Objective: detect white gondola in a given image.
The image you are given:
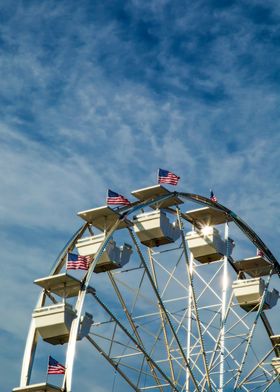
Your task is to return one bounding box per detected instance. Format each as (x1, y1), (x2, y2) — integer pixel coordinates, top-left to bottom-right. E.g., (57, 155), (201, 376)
(185, 227), (234, 263)
(133, 210), (181, 247)
(234, 256), (276, 278)
(186, 206), (233, 226)
(271, 358), (280, 375)
(34, 273), (82, 298)
(94, 242), (132, 273)
(32, 273), (93, 344)
(13, 383), (63, 392)
(131, 184), (183, 209)
(33, 303), (76, 344)
(76, 233), (132, 273)
(14, 185), (280, 392)
(77, 205), (133, 231)
(76, 232), (107, 256)
(232, 278), (279, 312)
(32, 303), (93, 345)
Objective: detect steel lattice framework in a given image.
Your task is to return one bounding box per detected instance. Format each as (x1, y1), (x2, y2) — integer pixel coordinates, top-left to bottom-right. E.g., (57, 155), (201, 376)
(15, 190), (280, 392)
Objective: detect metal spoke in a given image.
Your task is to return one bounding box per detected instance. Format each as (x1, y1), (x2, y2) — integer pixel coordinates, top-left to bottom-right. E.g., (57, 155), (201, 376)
(107, 270), (165, 391)
(16, 190), (280, 392)
(86, 335), (140, 391)
(233, 274), (273, 390)
(148, 248), (176, 385)
(176, 207), (213, 392)
(89, 288), (180, 392)
(128, 227), (201, 392)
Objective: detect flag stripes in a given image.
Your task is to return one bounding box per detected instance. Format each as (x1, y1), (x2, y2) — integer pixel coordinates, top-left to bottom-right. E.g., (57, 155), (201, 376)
(107, 189), (130, 205)
(210, 190), (217, 202)
(48, 356), (66, 374)
(67, 253), (91, 270)
(158, 168), (180, 186)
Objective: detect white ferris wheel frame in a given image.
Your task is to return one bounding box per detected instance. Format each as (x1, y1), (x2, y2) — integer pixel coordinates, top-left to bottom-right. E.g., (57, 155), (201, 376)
(17, 191), (280, 392)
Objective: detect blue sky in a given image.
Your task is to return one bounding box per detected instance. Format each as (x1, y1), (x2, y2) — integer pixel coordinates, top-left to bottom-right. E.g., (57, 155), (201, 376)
(1, 0), (280, 391)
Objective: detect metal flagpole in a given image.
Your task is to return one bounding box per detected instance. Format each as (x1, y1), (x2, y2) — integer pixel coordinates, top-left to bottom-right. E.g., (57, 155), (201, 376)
(45, 356), (50, 385)
(219, 222), (229, 392)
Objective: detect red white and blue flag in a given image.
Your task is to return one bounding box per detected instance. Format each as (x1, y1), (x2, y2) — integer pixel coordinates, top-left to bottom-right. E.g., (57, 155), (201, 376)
(67, 253), (91, 270)
(107, 189), (130, 206)
(48, 356), (66, 375)
(158, 168), (180, 186)
(210, 190), (218, 202)
(257, 248), (264, 257)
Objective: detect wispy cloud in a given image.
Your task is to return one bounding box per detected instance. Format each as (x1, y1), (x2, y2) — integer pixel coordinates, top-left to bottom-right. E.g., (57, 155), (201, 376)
(1, 1), (280, 390)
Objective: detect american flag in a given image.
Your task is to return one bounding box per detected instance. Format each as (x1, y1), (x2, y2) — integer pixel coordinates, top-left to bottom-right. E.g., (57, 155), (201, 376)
(158, 168), (180, 186)
(48, 356), (66, 375)
(67, 253), (91, 270)
(107, 189), (130, 205)
(257, 248), (265, 257)
(210, 190), (218, 202)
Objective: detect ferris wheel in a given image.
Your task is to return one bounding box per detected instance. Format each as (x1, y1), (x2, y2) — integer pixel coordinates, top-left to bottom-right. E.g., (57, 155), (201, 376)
(13, 184), (280, 392)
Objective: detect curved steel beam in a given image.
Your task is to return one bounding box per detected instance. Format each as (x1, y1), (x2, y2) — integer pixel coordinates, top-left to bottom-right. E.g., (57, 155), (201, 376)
(19, 190), (279, 391)
(19, 224), (87, 387)
(176, 192), (280, 276)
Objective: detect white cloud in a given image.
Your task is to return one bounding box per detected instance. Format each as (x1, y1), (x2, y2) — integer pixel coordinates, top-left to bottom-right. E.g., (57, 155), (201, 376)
(1, 1), (280, 391)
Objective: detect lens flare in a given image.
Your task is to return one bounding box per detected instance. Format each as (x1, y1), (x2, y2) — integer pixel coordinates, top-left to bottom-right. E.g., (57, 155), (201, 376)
(201, 225), (212, 236)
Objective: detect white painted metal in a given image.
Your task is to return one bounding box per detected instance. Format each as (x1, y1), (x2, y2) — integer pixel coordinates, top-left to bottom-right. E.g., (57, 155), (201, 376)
(185, 227), (234, 263)
(19, 293), (45, 387)
(176, 208), (213, 392)
(271, 358), (280, 374)
(32, 302), (76, 343)
(232, 278), (279, 311)
(34, 274), (82, 298)
(77, 205), (132, 230)
(186, 250), (193, 392)
(13, 383), (63, 392)
(63, 219), (121, 392)
(148, 248), (176, 386)
(131, 184), (183, 209)
(76, 232), (107, 256)
(219, 222), (229, 392)
(15, 191), (280, 392)
(18, 224), (88, 388)
(133, 209), (180, 247)
(234, 256), (276, 278)
(76, 233), (132, 272)
(185, 206), (233, 226)
(233, 273), (275, 390)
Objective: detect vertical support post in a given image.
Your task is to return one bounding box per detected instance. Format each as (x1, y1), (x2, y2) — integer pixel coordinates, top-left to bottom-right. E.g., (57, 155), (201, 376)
(148, 248), (176, 386)
(219, 222), (229, 392)
(64, 219), (121, 392)
(176, 208), (212, 392)
(233, 271), (274, 390)
(20, 293), (45, 386)
(186, 250), (194, 392)
(19, 225), (87, 388)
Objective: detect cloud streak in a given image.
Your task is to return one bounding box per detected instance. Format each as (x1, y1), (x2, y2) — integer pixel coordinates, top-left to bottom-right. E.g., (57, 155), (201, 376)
(1, 1), (280, 391)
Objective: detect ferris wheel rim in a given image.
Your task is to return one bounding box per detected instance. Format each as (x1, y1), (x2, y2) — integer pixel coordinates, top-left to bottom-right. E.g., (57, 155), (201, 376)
(66, 191), (279, 391)
(116, 190), (280, 276)
(17, 189), (280, 392)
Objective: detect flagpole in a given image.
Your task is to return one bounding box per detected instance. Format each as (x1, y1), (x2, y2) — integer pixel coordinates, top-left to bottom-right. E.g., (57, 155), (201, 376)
(157, 168), (160, 184)
(62, 364), (67, 392)
(64, 254), (69, 304)
(66, 252), (69, 272)
(46, 356), (50, 385)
